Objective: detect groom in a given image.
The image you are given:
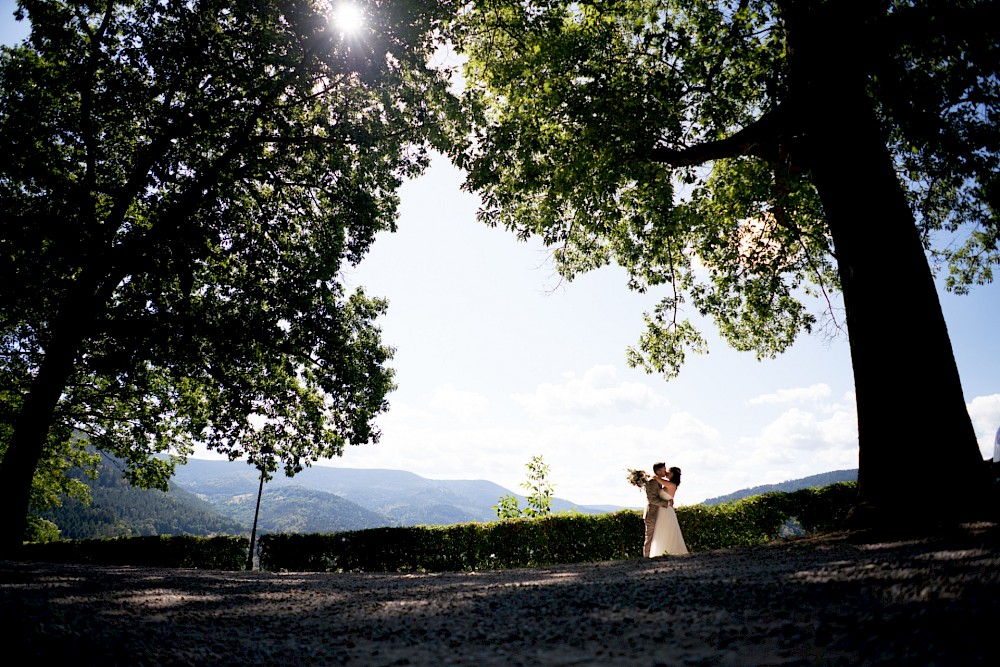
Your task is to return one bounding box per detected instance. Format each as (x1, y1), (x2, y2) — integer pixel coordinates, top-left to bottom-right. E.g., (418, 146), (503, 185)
(643, 462), (674, 557)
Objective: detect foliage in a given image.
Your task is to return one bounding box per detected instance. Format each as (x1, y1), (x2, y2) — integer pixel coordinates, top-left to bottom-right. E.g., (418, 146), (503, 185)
(494, 455), (555, 518)
(493, 493), (522, 520)
(447, 0), (998, 372)
(447, 0), (822, 373)
(0, 423), (98, 518)
(259, 510), (643, 572)
(0, 0), (459, 543)
(521, 455), (555, 517)
(19, 534), (248, 569)
(678, 482), (858, 550)
(24, 515), (60, 543)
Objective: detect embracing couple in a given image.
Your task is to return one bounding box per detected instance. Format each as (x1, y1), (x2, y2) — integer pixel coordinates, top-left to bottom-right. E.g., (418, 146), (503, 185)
(643, 462), (689, 558)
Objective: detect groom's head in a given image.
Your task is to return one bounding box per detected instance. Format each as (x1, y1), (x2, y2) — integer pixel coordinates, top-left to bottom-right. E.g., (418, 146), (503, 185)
(653, 462), (666, 476)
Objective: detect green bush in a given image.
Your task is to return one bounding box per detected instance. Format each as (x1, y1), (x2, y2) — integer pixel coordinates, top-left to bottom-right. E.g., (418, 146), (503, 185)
(259, 511), (645, 572)
(24, 516), (61, 543)
(259, 482), (857, 572)
(677, 482), (858, 550)
(19, 534), (249, 570)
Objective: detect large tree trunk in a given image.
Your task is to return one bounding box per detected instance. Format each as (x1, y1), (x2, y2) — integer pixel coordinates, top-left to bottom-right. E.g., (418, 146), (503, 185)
(0, 328), (84, 556)
(0, 269), (113, 556)
(783, 0), (990, 527)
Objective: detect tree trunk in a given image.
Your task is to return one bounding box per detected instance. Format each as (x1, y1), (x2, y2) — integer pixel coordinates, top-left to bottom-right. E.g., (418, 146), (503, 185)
(246, 468), (265, 571)
(0, 327), (85, 556)
(0, 269), (115, 556)
(783, 0), (990, 527)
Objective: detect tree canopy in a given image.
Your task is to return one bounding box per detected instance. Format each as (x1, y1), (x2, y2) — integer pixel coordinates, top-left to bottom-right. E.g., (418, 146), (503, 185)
(448, 0), (999, 523)
(0, 0), (457, 551)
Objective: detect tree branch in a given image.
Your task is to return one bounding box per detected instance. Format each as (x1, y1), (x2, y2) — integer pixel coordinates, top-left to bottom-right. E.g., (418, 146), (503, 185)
(647, 107), (786, 166)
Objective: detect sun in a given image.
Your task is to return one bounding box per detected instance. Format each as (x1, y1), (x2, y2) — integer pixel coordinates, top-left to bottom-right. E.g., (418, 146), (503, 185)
(333, 2), (364, 35)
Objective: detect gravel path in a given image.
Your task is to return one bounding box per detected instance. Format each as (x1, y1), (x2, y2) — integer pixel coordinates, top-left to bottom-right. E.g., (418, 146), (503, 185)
(3, 523), (1000, 666)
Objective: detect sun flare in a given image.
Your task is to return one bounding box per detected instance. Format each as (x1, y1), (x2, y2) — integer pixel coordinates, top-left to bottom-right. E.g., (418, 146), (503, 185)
(333, 2), (364, 35)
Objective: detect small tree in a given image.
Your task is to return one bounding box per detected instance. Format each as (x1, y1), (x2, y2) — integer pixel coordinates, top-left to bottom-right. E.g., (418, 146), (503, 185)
(494, 455), (555, 519)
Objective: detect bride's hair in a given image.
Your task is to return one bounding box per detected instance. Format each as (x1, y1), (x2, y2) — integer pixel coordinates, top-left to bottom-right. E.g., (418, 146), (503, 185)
(669, 467), (682, 485)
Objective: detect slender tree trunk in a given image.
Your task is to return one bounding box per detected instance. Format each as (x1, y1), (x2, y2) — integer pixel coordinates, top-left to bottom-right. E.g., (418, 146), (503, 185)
(247, 468), (265, 571)
(782, 0), (989, 527)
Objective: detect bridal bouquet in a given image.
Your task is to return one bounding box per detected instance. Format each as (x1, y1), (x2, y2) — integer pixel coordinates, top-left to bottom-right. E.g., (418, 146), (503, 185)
(626, 469), (650, 488)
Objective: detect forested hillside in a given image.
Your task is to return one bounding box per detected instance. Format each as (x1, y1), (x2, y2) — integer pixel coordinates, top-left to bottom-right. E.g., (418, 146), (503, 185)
(701, 470), (858, 506)
(210, 484), (392, 534)
(39, 456), (247, 539)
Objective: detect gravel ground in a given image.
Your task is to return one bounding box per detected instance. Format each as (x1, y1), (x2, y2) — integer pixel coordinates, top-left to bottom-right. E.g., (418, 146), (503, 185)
(3, 522), (1000, 666)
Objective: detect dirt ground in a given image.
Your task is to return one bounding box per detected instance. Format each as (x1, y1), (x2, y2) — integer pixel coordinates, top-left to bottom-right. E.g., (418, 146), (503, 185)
(3, 522), (1000, 666)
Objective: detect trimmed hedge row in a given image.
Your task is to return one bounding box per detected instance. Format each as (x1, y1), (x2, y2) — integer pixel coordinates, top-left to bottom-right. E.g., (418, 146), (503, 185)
(19, 534), (248, 570)
(258, 509), (644, 572)
(678, 482), (857, 551)
(16, 482), (857, 571)
(259, 482), (858, 572)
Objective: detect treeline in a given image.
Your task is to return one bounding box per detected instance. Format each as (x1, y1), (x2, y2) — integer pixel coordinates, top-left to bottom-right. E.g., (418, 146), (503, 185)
(40, 457), (247, 539)
(702, 469), (858, 506)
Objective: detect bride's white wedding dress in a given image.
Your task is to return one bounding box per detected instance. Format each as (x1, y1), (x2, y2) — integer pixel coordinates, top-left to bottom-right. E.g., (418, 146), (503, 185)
(648, 489), (688, 557)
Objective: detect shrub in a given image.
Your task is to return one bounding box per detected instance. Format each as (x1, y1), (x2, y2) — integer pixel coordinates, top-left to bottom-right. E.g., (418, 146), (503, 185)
(19, 534), (248, 569)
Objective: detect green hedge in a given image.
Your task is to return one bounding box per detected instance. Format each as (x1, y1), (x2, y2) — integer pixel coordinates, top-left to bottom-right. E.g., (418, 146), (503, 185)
(259, 482), (858, 572)
(677, 482), (857, 551)
(15, 482), (857, 572)
(19, 534), (249, 570)
(258, 509), (644, 572)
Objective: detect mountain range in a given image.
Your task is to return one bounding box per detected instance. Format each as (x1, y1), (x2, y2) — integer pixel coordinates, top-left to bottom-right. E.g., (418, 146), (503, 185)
(170, 458), (619, 532)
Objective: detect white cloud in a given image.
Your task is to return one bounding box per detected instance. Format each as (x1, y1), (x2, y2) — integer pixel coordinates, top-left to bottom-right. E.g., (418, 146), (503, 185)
(968, 393), (1000, 459)
(748, 407), (857, 451)
(428, 383), (489, 421)
(727, 399), (858, 491)
(379, 401), (434, 425)
(511, 365), (670, 419)
(326, 409), (733, 508)
(747, 383), (832, 406)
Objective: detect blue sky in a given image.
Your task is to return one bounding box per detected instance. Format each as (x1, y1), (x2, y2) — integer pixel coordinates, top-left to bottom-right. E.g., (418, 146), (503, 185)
(4, 3), (998, 508)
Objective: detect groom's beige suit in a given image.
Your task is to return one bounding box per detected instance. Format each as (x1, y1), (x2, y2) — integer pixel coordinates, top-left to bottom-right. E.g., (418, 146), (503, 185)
(643, 477), (673, 557)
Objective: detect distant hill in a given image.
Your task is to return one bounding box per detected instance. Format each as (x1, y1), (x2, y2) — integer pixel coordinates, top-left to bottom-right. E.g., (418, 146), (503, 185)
(171, 458), (617, 527)
(210, 484), (391, 534)
(40, 455), (248, 539)
(701, 469), (858, 505)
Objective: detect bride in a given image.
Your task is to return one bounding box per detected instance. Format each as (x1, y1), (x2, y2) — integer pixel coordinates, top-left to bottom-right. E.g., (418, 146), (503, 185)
(648, 466), (688, 557)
